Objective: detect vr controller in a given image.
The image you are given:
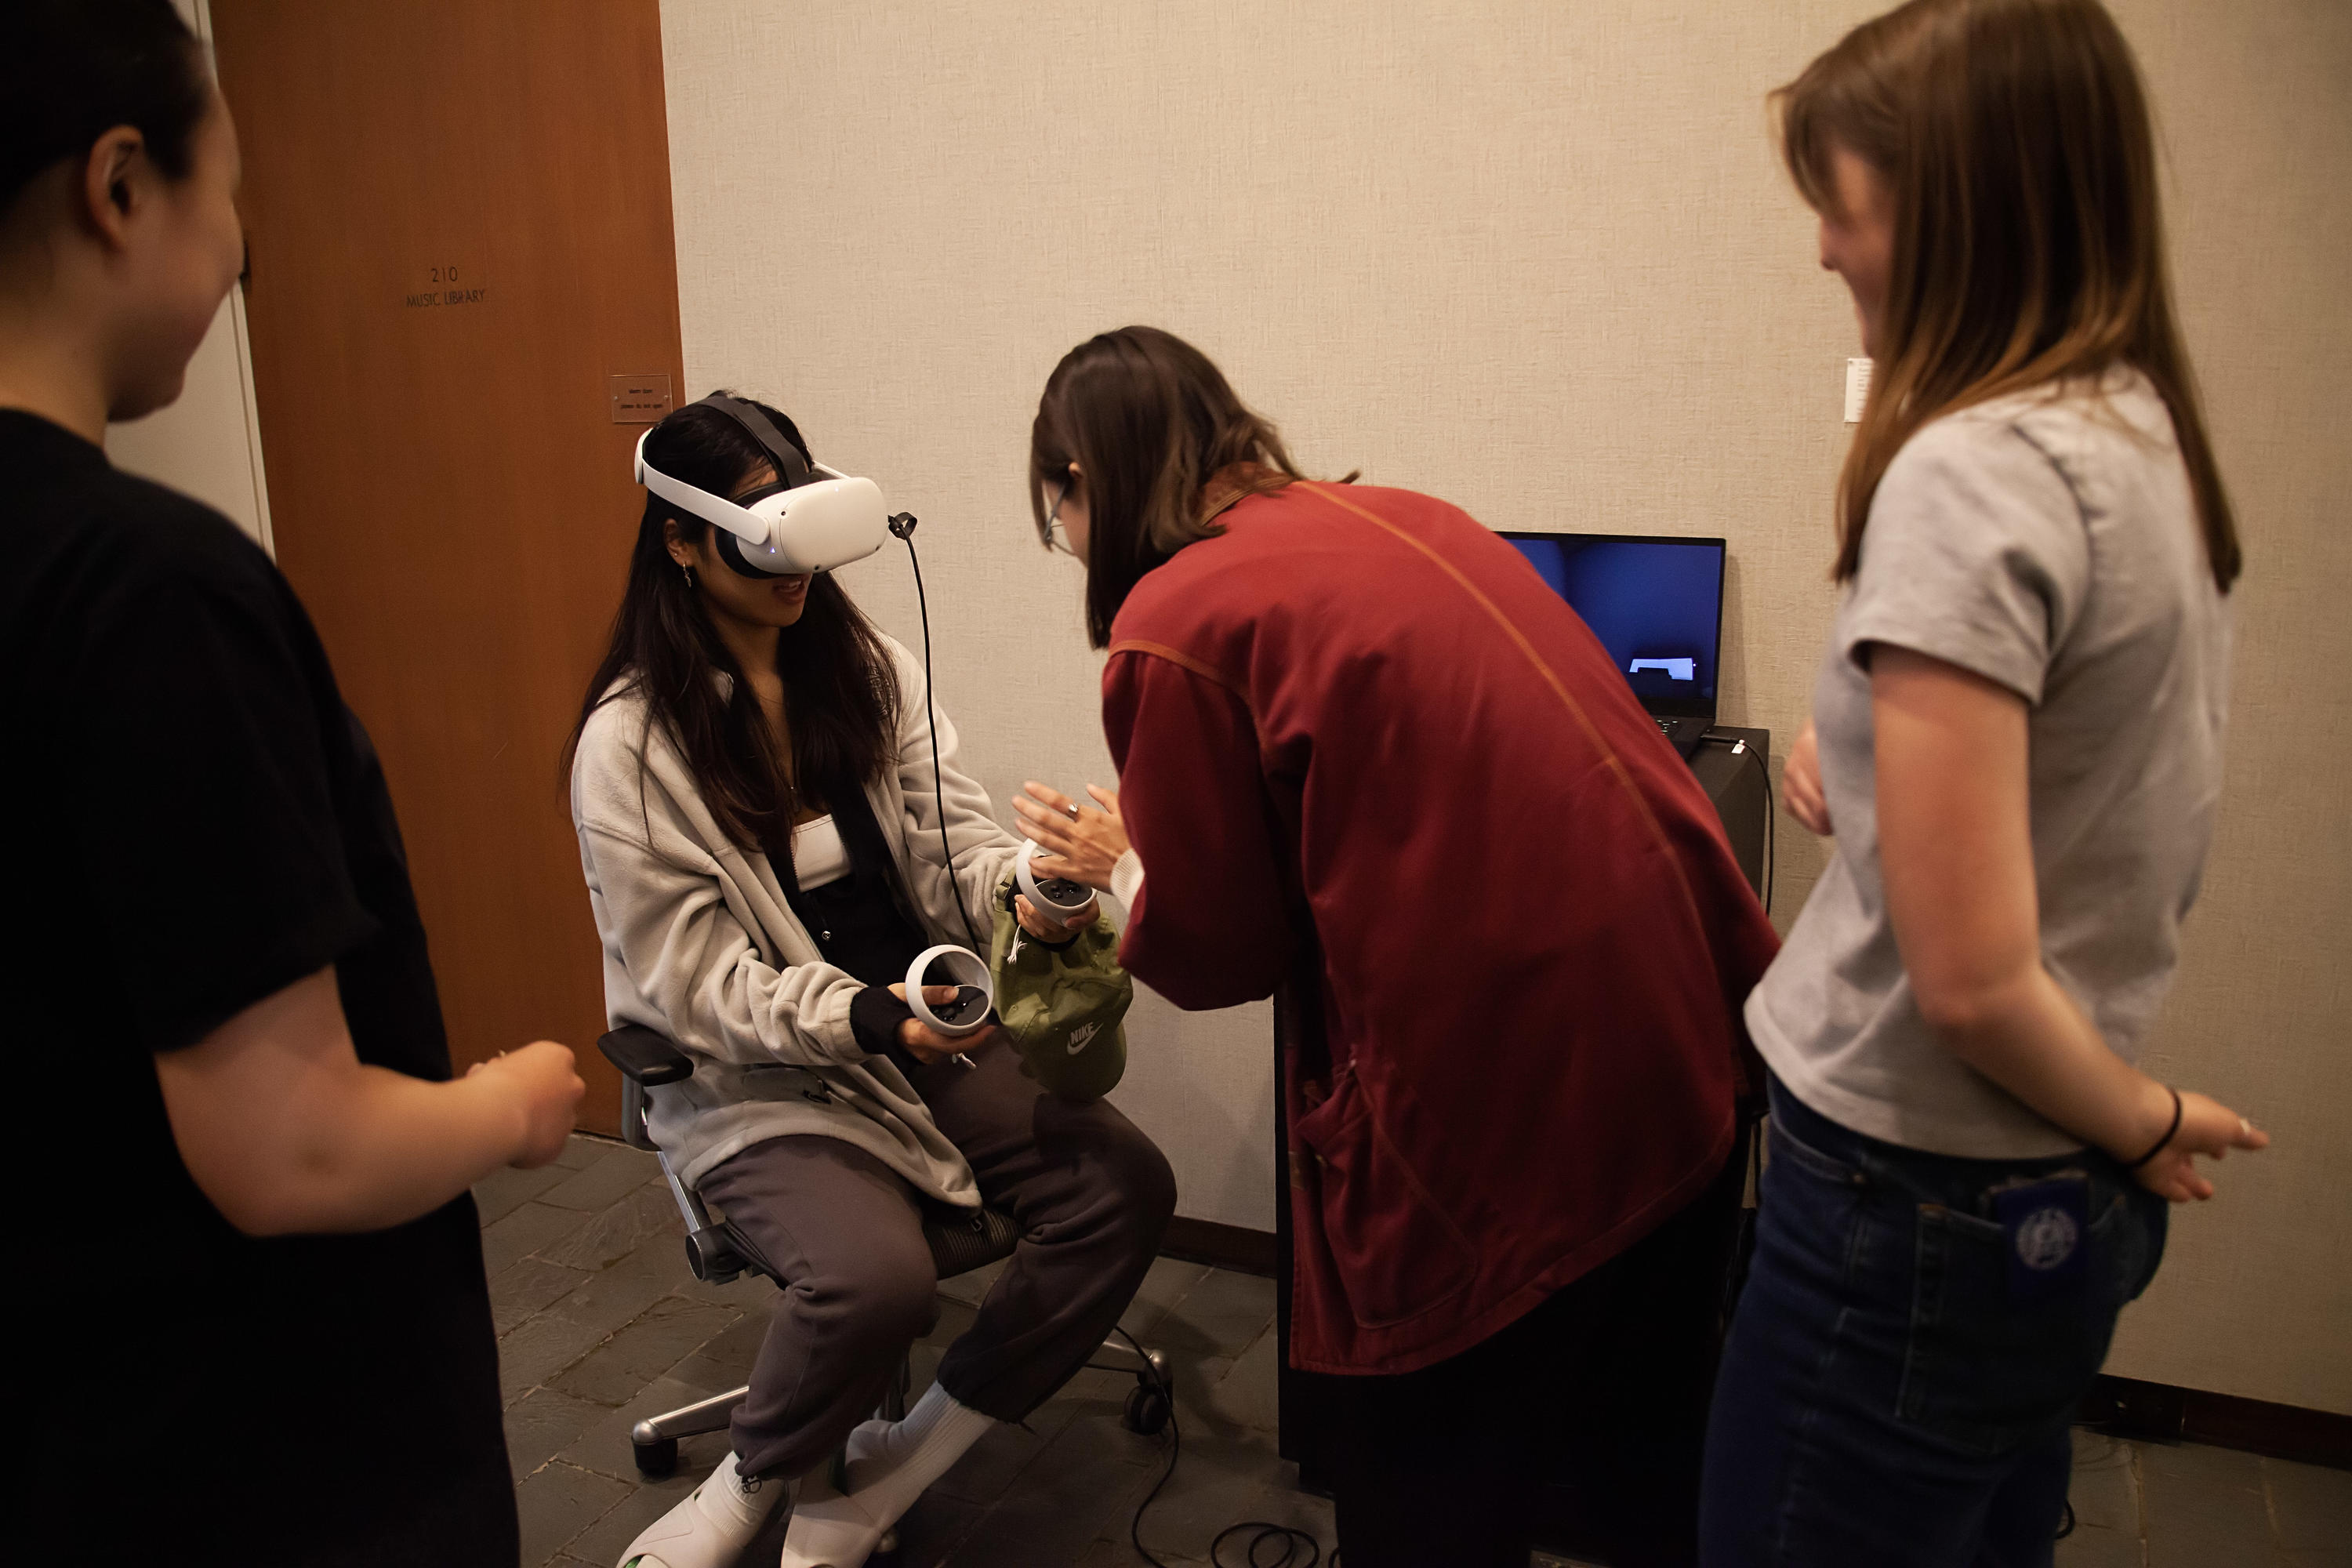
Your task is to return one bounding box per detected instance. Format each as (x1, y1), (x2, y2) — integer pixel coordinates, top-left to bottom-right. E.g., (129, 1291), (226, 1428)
(904, 944), (995, 1038)
(1016, 838), (1097, 927)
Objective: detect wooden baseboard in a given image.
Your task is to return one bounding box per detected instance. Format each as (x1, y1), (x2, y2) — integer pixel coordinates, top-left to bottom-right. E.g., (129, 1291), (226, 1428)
(2082, 1375), (2351, 1471)
(1160, 1217), (1278, 1278)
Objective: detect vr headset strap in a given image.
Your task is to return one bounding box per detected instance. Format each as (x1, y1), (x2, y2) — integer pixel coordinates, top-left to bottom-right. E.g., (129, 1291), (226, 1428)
(693, 394), (814, 491)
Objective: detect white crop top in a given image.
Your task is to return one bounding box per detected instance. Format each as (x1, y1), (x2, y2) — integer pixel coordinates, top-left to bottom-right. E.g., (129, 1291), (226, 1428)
(791, 814), (851, 889)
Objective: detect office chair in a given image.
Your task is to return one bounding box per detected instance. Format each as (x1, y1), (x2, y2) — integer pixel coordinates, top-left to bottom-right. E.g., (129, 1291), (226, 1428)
(597, 1028), (1174, 1490)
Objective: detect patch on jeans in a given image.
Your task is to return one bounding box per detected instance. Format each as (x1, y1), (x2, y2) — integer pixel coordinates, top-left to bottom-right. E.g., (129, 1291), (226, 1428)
(1993, 1174), (2089, 1305)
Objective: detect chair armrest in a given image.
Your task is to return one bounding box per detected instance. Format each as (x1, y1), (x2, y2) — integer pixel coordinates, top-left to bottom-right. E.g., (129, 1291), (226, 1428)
(598, 1025), (695, 1087)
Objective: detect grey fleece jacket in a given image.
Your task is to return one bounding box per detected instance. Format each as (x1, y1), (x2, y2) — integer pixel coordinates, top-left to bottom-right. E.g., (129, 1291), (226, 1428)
(569, 637), (1022, 1201)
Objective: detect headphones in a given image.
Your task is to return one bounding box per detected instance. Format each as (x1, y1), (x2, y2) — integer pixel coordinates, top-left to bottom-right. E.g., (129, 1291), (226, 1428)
(635, 393), (891, 577)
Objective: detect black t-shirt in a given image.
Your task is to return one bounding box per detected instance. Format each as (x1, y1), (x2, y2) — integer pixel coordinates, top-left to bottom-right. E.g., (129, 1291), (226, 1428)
(780, 784), (935, 1070)
(0, 412), (514, 1563)
(785, 786), (1049, 1071)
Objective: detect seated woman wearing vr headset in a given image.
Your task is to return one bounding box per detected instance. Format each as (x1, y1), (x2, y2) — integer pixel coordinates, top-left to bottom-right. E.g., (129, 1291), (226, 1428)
(566, 394), (1175, 1568)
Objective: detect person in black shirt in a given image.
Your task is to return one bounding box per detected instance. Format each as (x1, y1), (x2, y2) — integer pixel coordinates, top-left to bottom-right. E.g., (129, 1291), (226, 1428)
(0, 4), (586, 1560)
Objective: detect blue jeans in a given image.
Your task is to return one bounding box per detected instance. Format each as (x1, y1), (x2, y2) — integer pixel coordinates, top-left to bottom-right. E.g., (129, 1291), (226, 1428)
(1698, 1075), (2167, 1568)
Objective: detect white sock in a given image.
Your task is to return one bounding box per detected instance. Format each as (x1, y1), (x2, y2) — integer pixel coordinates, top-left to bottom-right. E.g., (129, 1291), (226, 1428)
(776, 1386), (996, 1567)
(618, 1450), (786, 1568)
(695, 1449), (781, 1536)
(846, 1383), (996, 1505)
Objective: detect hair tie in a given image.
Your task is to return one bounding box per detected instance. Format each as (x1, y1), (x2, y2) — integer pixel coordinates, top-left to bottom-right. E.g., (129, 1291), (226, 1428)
(2122, 1086), (2183, 1170)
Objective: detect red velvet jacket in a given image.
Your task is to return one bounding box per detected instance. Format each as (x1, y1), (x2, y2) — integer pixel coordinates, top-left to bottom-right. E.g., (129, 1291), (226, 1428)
(1103, 481), (1779, 1376)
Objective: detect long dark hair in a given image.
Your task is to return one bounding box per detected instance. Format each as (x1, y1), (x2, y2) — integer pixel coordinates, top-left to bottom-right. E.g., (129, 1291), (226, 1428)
(1777, 0), (2239, 590)
(1030, 327), (1306, 648)
(568, 395), (900, 862)
(2, 0), (209, 214)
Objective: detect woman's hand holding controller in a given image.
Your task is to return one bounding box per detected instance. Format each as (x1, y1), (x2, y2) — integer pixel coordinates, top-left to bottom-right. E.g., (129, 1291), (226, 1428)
(1014, 891), (1097, 939)
(889, 982), (996, 1065)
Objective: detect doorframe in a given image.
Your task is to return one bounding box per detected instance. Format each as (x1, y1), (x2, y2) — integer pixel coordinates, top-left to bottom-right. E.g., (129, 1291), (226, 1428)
(172, 0), (274, 557)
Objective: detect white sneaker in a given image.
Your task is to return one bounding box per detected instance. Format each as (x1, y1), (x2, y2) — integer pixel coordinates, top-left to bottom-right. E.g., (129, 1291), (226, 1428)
(618, 1450), (784, 1568)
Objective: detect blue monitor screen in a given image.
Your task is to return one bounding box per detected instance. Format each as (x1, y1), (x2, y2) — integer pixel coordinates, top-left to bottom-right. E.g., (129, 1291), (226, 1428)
(1504, 534), (1726, 710)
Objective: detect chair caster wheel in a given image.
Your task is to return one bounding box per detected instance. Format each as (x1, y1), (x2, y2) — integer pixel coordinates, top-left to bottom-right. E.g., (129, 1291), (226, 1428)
(872, 1527), (902, 1563)
(1123, 1382), (1171, 1436)
(633, 1436), (679, 1477)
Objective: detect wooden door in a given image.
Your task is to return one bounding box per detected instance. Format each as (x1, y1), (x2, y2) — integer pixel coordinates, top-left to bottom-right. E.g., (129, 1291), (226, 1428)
(210, 0), (685, 1134)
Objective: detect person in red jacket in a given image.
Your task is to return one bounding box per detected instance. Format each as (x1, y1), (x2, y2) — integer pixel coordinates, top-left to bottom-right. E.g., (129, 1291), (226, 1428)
(1011, 325), (1780, 1568)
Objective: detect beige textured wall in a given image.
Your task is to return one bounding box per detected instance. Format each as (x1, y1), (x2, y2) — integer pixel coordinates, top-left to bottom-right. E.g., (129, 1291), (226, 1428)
(659, 0), (2350, 1411)
(2095, 0), (2351, 1417)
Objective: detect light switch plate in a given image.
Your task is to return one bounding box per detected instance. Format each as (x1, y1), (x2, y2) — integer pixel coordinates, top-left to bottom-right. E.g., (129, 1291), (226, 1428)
(1844, 357), (1873, 423)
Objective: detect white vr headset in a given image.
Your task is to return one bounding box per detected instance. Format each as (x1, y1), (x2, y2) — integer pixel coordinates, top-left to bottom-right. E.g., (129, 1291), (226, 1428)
(633, 394), (891, 576)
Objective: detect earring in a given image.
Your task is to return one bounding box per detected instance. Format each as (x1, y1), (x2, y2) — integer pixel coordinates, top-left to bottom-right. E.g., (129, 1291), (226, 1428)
(680, 563), (695, 590)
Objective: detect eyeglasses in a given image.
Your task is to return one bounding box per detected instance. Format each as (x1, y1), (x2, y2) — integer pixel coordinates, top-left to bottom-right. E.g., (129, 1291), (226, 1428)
(1040, 482), (1076, 557)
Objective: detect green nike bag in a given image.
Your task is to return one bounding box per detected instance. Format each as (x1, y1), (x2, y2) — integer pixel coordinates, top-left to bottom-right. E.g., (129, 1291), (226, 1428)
(989, 872), (1132, 1102)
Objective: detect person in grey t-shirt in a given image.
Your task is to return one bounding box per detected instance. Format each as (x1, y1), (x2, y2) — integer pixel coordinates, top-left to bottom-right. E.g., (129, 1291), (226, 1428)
(1700, 4), (2270, 1565)
(1750, 365), (2234, 1159)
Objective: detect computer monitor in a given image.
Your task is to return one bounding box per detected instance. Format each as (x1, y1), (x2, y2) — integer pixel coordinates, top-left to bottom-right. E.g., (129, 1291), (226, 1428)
(1499, 532), (1727, 721)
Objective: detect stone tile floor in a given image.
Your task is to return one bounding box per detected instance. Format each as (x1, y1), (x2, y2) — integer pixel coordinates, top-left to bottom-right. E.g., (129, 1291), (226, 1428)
(485, 1137), (2350, 1567)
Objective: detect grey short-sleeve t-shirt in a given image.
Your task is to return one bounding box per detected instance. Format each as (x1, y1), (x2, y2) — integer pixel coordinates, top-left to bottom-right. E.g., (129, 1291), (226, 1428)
(1748, 369), (2232, 1158)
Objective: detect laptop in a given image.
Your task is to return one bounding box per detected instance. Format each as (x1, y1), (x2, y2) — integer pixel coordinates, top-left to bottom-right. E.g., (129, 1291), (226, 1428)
(1499, 532), (1727, 759)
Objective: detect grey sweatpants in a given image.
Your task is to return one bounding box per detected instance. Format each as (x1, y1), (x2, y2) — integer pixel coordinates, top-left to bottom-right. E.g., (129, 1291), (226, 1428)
(695, 1037), (1177, 1480)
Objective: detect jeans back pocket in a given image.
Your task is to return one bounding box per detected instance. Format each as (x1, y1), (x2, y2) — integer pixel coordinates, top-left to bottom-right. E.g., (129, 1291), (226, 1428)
(1898, 1180), (2161, 1453)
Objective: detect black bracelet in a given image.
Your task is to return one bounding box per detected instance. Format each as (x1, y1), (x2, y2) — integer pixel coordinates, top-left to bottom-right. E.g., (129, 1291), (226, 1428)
(2122, 1086), (2183, 1170)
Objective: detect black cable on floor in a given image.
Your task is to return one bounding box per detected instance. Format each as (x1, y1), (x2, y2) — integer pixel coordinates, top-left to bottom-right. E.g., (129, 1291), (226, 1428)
(1115, 1327), (1336, 1568)
(1116, 1324), (1184, 1568)
(1210, 1521), (1330, 1566)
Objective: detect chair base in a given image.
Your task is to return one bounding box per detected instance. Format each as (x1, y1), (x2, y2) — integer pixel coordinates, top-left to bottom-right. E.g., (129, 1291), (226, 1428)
(627, 1333), (1171, 1478)
(631, 1385), (748, 1476)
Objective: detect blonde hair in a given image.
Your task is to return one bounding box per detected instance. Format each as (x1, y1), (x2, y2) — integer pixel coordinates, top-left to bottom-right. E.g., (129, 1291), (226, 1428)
(1778, 0), (2239, 590)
